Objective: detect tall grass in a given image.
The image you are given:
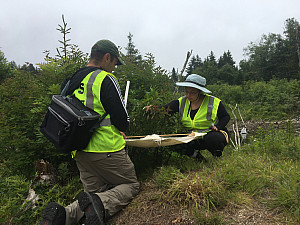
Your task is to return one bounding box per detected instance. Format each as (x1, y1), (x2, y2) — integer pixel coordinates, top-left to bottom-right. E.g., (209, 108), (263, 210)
(153, 126), (300, 224)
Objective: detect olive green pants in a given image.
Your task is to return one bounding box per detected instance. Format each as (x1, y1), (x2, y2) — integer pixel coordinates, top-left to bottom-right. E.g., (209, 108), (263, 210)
(65, 149), (140, 225)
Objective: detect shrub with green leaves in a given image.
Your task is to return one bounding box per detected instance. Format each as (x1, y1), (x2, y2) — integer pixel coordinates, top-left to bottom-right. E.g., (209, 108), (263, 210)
(208, 78), (299, 120)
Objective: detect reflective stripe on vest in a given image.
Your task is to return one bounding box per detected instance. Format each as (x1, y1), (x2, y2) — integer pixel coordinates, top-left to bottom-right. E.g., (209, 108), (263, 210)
(178, 94), (221, 130)
(86, 70), (101, 110)
(206, 96), (215, 120)
(85, 70), (111, 127)
(179, 95), (216, 121)
(179, 96), (187, 120)
(100, 118), (111, 126)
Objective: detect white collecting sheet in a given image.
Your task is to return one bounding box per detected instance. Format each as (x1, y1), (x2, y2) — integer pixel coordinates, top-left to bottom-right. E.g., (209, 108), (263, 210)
(125, 132), (206, 148)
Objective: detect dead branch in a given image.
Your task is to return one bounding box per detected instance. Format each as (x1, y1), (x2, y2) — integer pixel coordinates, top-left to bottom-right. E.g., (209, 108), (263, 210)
(229, 104), (241, 149)
(174, 50), (193, 94)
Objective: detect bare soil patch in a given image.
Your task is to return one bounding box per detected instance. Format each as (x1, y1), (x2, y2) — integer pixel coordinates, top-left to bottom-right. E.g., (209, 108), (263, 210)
(108, 182), (197, 225)
(108, 181), (292, 225)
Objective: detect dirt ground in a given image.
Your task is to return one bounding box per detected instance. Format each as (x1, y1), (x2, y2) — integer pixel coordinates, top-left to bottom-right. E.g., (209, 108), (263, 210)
(228, 117), (300, 135)
(108, 182), (293, 225)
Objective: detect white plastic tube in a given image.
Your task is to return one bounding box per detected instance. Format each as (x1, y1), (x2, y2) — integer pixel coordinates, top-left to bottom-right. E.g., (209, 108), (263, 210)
(124, 81), (130, 108)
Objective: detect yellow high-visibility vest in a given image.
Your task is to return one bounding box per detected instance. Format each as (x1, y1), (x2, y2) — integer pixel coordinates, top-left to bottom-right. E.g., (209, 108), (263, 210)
(178, 94), (221, 132)
(73, 69), (125, 153)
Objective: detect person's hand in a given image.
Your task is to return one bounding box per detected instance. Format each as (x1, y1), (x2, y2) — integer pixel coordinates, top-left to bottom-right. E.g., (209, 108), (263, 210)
(211, 125), (219, 131)
(120, 131), (127, 139)
(144, 105), (153, 112)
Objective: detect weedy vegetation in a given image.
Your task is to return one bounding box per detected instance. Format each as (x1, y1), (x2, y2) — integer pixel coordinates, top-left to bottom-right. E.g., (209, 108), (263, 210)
(0, 16), (299, 224)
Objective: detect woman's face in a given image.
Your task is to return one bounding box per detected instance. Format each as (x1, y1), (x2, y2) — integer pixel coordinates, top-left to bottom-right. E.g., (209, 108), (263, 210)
(185, 87), (200, 102)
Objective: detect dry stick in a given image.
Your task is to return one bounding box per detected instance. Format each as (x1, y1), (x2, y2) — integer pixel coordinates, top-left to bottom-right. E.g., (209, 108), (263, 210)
(237, 106), (246, 127)
(173, 50), (193, 94)
(237, 106), (247, 144)
(233, 104), (241, 147)
(232, 124), (238, 148)
(230, 129), (237, 149)
(229, 104), (241, 148)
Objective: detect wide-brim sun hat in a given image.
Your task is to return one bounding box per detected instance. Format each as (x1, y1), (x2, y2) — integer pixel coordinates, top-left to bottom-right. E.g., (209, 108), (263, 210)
(176, 74), (211, 94)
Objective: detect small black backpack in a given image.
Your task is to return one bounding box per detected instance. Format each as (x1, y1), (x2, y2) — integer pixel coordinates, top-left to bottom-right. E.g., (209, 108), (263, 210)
(40, 71), (107, 153)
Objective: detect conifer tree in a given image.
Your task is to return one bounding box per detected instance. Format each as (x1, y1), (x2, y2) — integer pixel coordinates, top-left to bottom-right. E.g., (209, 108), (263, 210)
(171, 67), (178, 82)
(0, 50), (11, 83)
(125, 33), (142, 63)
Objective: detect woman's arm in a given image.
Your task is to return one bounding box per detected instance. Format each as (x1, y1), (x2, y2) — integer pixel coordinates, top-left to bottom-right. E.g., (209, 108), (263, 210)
(215, 102), (230, 130)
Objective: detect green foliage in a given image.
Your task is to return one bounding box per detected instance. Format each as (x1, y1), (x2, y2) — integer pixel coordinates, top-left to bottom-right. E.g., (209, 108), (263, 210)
(0, 50), (12, 83)
(193, 209), (225, 225)
(153, 166), (185, 188)
(0, 70), (46, 177)
(116, 52), (173, 102)
(220, 128), (299, 220)
(208, 78), (299, 120)
(0, 162), (82, 225)
(0, 172), (31, 224)
(242, 18), (300, 81)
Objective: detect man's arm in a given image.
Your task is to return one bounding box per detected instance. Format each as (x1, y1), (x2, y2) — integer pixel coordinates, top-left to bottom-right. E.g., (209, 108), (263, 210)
(100, 75), (130, 131)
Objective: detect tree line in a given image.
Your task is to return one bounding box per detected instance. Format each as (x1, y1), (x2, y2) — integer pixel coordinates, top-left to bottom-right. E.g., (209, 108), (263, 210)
(171, 18), (300, 85)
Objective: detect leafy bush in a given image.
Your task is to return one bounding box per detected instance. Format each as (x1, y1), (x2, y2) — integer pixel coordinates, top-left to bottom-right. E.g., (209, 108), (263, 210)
(208, 78), (299, 120)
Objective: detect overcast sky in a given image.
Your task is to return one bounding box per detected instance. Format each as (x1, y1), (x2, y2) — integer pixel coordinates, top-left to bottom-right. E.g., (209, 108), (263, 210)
(1, 0), (299, 73)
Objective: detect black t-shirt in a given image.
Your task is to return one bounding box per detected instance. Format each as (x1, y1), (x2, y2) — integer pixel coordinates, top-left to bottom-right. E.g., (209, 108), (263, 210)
(62, 67), (129, 132)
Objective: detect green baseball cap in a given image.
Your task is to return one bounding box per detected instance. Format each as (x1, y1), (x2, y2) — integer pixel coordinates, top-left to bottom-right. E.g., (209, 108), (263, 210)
(91, 39), (125, 65)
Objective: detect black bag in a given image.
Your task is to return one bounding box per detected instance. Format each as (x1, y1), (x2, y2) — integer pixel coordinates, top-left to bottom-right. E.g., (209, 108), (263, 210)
(40, 76), (107, 153)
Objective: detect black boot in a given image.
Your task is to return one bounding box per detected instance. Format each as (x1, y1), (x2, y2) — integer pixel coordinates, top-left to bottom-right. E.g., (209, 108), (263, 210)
(40, 202), (66, 225)
(78, 192), (105, 225)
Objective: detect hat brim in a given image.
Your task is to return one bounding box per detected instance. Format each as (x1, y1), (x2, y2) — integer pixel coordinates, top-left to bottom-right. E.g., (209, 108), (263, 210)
(176, 82), (211, 94)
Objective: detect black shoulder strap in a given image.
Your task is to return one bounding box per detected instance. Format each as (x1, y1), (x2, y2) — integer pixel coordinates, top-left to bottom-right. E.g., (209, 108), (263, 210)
(90, 112), (108, 132)
(61, 80), (70, 96)
(60, 69), (108, 131)
(62, 67), (101, 96)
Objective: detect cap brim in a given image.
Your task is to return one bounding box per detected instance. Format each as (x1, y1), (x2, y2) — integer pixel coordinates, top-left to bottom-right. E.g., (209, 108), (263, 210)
(176, 82), (211, 94)
(116, 56), (125, 65)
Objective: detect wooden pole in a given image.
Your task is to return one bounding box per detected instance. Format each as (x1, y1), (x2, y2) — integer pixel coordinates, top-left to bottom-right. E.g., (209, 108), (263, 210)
(126, 133), (194, 139)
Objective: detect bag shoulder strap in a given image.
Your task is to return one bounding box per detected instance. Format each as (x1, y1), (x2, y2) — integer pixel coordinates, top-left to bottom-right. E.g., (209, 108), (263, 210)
(90, 112), (108, 132)
(61, 80), (70, 96)
(60, 69), (108, 131)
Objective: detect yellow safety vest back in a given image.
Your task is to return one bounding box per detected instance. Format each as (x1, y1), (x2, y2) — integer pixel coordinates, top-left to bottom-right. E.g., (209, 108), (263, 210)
(178, 94), (221, 132)
(73, 69), (125, 153)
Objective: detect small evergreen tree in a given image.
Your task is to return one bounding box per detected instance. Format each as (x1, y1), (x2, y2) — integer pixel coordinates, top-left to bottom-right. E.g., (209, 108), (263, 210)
(171, 67), (178, 82)
(185, 55), (196, 75)
(125, 32), (142, 63)
(0, 50), (12, 83)
(218, 50), (235, 68)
